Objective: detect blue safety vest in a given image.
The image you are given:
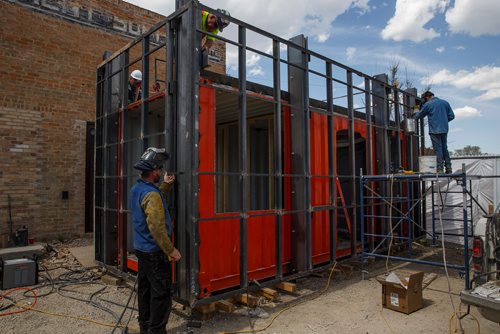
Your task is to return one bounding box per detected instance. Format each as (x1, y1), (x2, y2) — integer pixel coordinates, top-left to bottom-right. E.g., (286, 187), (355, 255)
(130, 179), (172, 253)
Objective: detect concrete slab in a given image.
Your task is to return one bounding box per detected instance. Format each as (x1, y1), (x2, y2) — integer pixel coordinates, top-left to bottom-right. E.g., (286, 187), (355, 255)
(0, 244), (45, 260)
(68, 245), (96, 268)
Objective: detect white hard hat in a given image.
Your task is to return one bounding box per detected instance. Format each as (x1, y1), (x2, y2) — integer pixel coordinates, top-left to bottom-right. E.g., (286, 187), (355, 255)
(130, 70), (142, 81)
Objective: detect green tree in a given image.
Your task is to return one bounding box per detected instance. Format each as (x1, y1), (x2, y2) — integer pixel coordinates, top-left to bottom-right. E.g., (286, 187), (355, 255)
(454, 145), (484, 156)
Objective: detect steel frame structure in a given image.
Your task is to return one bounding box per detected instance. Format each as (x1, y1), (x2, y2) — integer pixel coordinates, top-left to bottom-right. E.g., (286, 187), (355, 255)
(95, 0), (422, 306)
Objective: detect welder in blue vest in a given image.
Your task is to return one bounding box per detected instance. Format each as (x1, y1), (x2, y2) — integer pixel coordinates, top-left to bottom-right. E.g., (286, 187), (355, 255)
(414, 91), (455, 174)
(130, 147), (181, 334)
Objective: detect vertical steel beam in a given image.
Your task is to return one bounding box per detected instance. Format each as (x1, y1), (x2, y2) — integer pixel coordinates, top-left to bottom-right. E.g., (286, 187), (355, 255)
(347, 71), (357, 256)
(272, 39), (283, 280)
(304, 48), (312, 272)
(141, 36), (150, 150)
(359, 170), (365, 276)
(102, 55), (121, 265)
(238, 26), (248, 289)
(288, 35), (310, 272)
(95, 55), (108, 263)
(372, 74), (390, 245)
(326, 62), (336, 262)
(419, 118), (425, 156)
(373, 74), (390, 174)
(462, 164), (470, 289)
(119, 51), (129, 272)
(406, 178), (412, 256)
(394, 88), (401, 169)
(364, 77), (374, 251)
(165, 20), (176, 173)
(431, 181), (436, 245)
(175, 1), (200, 304)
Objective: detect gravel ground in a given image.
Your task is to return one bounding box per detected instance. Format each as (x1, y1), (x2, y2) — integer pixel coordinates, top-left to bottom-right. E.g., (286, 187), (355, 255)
(1, 240), (499, 333)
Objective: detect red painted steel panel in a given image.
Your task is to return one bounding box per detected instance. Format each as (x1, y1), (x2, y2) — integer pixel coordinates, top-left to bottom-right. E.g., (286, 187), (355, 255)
(310, 112), (331, 265)
(197, 84), (295, 297)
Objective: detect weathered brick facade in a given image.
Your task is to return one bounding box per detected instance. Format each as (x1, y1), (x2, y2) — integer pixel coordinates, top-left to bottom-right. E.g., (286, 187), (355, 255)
(0, 0), (225, 241)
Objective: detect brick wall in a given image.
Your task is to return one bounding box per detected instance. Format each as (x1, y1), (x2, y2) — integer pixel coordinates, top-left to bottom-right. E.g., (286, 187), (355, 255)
(0, 0), (225, 241)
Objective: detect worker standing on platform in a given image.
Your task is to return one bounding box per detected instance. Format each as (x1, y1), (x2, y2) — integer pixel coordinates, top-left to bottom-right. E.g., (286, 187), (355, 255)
(415, 91), (455, 174)
(201, 8), (230, 51)
(128, 69), (142, 103)
(130, 147), (181, 334)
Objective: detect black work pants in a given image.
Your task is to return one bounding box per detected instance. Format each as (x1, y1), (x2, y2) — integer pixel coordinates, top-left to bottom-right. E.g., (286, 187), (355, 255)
(136, 250), (172, 334)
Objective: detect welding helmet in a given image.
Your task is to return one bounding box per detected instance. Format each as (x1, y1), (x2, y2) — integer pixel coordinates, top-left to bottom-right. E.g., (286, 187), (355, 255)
(216, 9), (230, 32)
(133, 147), (169, 171)
(130, 70), (143, 81)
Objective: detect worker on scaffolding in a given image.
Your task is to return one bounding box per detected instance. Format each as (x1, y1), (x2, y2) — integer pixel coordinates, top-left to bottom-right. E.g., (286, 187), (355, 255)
(201, 8), (230, 51)
(130, 147), (181, 334)
(128, 69), (142, 103)
(414, 91), (455, 174)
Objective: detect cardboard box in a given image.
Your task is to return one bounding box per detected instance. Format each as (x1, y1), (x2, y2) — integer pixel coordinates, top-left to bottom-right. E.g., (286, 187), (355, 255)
(376, 270), (424, 314)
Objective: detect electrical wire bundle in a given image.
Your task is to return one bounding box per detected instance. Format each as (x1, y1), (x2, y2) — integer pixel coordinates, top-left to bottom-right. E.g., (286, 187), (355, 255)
(0, 245), (138, 333)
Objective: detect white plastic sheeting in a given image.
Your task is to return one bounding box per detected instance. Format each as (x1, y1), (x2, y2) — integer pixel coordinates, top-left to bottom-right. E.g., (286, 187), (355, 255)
(425, 156), (500, 245)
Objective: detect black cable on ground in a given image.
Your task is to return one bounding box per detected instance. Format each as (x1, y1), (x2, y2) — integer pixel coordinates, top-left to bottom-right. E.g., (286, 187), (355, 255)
(111, 275), (138, 334)
(97, 296), (139, 313)
(15, 246), (123, 331)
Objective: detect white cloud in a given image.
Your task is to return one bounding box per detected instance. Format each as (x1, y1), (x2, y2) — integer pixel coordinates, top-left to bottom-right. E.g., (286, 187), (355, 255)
(454, 106), (481, 119)
(246, 54), (261, 67)
(422, 66), (500, 101)
(446, 0), (500, 36)
(346, 47), (357, 60)
(454, 45), (465, 50)
(317, 33), (330, 43)
(249, 66), (264, 76)
(436, 46), (445, 53)
(353, 0), (371, 14)
(381, 0), (449, 43)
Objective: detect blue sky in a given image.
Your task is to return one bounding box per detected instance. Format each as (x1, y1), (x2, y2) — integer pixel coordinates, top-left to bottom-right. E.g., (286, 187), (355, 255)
(125, 0), (500, 154)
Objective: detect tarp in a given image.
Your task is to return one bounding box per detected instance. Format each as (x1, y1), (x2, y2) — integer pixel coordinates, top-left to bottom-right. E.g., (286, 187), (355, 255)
(425, 156), (500, 245)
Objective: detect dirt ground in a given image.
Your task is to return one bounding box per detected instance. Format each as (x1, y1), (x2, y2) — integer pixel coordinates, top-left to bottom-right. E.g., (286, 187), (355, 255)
(1, 240), (499, 334)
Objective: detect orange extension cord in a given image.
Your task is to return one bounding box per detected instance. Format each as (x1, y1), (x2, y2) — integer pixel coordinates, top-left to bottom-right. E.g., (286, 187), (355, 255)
(0, 287), (37, 316)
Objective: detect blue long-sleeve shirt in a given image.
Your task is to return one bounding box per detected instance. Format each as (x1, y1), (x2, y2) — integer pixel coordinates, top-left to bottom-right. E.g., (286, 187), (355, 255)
(415, 97), (455, 134)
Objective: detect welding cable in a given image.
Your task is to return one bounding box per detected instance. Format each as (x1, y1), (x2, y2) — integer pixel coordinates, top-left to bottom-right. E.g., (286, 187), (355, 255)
(219, 262), (338, 334)
(24, 263), (118, 322)
(97, 295), (139, 313)
(111, 274), (138, 334)
(380, 174), (397, 334)
(57, 281), (122, 324)
(379, 308), (395, 334)
(24, 262), (57, 298)
(0, 287), (37, 317)
(23, 263), (105, 299)
(436, 175), (463, 333)
(1, 296), (135, 331)
(20, 262), (122, 329)
(448, 303), (480, 334)
(123, 284), (138, 331)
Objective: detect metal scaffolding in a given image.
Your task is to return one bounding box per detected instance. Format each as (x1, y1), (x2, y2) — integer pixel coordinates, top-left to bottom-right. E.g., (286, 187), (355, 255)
(360, 167), (470, 288)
